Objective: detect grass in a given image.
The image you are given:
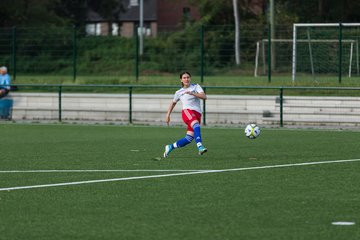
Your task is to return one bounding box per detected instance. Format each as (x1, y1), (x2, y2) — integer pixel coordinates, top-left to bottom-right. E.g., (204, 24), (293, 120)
(1, 123), (360, 239)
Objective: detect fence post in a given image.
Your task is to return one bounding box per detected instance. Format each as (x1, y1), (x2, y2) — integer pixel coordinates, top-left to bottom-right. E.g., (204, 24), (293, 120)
(339, 22), (343, 84)
(279, 87), (283, 127)
(129, 86), (133, 124)
(135, 25), (139, 82)
(202, 86), (206, 125)
(58, 86), (62, 122)
(73, 26), (77, 82)
(12, 26), (16, 80)
(200, 25), (204, 84)
(268, 24), (272, 83)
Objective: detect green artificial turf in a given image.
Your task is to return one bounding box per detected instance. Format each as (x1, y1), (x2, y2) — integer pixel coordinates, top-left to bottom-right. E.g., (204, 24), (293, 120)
(0, 124), (359, 240)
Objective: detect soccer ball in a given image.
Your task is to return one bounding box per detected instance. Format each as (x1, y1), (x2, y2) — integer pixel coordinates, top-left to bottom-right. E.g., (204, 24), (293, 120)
(244, 124), (260, 139)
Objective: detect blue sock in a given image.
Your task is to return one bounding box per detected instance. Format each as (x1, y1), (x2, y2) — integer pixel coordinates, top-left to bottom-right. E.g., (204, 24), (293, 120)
(192, 123), (203, 147)
(174, 134), (194, 148)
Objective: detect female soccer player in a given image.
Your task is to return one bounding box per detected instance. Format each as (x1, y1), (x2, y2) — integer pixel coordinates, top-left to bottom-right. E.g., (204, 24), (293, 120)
(164, 71), (207, 157)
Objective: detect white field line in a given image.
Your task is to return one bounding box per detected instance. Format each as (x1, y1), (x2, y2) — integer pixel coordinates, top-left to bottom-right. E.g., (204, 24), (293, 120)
(0, 158), (359, 192)
(0, 169), (210, 173)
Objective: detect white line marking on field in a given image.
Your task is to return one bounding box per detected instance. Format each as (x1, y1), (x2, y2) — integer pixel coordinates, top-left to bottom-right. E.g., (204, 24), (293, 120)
(0, 158), (359, 192)
(332, 221), (355, 226)
(0, 169), (210, 173)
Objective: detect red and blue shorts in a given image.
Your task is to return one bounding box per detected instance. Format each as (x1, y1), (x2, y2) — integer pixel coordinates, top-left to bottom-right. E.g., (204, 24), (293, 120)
(182, 109), (201, 132)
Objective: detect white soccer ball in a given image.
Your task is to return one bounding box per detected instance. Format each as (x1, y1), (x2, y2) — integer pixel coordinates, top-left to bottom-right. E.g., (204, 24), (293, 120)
(244, 124), (260, 139)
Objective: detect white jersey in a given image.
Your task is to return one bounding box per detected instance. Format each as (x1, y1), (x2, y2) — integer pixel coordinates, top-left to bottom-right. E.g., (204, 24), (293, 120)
(173, 83), (204, 113)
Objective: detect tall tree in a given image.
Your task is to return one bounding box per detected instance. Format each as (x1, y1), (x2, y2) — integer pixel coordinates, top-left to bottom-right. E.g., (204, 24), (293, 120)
(0, 0), (69, 27)
(53, 0), (88, 27)
(277, 0), (360, 23)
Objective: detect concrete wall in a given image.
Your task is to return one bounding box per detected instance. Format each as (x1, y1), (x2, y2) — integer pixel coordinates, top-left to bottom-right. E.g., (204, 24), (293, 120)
(2, 92), (360, 127)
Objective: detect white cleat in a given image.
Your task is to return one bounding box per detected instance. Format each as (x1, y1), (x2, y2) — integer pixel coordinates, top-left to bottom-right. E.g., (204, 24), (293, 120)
(163, 144), (174, 158)
(198, 146), (208, 155)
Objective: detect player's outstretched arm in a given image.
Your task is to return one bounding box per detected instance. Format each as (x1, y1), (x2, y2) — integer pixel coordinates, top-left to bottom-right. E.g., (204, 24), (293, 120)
(165, 102), (177, 125)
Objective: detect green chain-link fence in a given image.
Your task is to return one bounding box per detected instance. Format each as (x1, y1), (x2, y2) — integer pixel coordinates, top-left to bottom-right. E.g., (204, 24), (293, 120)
(1, 24), (360, 83)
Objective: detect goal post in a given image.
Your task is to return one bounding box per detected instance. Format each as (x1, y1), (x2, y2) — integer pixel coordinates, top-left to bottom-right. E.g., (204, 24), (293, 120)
(292, 23), (360, 81)
(254, 38), (357, 78)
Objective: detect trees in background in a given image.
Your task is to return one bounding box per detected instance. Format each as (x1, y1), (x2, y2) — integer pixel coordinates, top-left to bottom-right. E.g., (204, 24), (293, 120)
(1, 0), (359, 28)
(0, 0), (124, 30)
(193, 0), (360, 27)
(1, 0), (359, 75)
(0, 0), (69, 27)
(278, 0), (360, 23)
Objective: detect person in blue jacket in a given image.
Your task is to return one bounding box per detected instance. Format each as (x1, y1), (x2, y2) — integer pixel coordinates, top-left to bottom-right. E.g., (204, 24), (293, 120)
(0, 66), (11, 98)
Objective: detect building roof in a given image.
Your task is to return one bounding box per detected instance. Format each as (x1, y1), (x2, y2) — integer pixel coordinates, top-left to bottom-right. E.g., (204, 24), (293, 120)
(86, 0), (157, 22)
(120, 0), (157, 21)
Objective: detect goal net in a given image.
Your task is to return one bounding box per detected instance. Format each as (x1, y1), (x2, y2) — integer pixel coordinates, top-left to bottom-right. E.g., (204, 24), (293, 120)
(254, 23), (360, 81)
(292, 23), (360, 81)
